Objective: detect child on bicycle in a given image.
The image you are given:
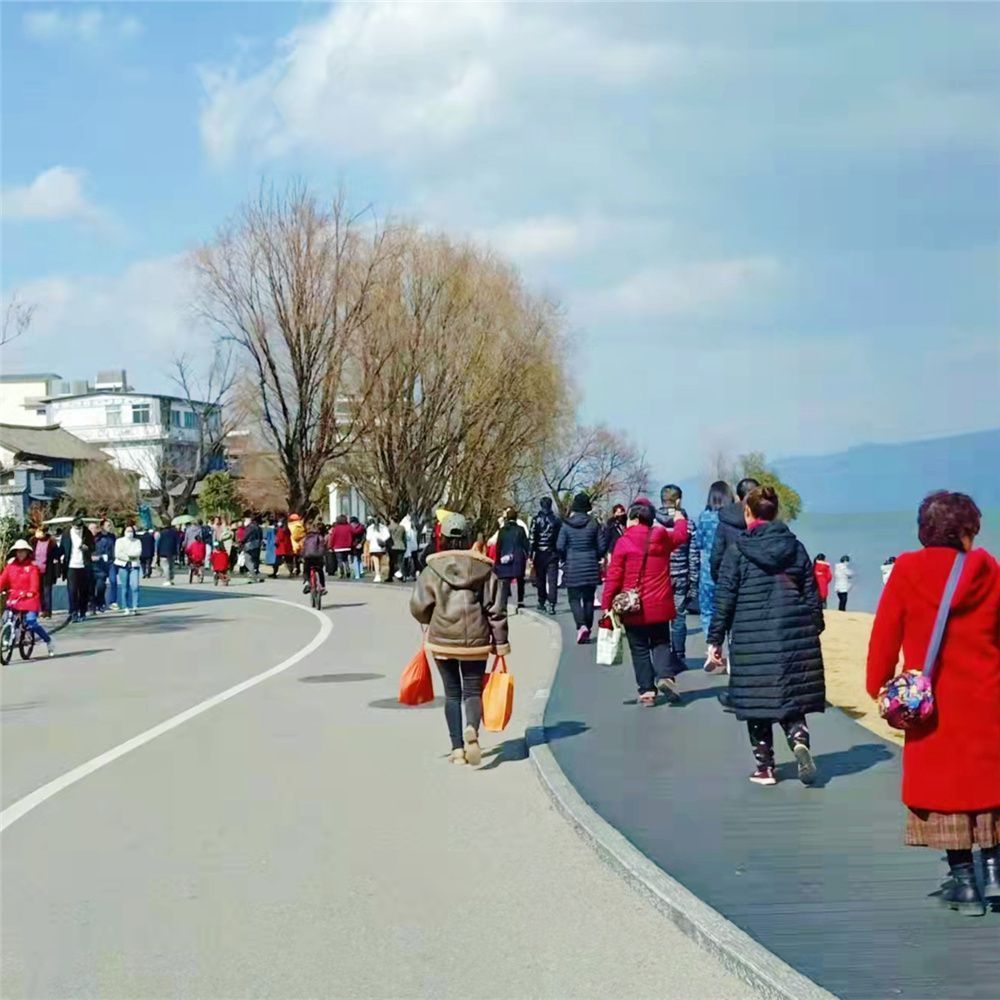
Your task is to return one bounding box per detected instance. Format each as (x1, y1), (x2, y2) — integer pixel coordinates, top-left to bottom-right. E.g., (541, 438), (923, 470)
(302, 520), (328, 596)
(0, 539), (55, 656)
(186, 535), (207, 583)
(210, 542), (230, 586)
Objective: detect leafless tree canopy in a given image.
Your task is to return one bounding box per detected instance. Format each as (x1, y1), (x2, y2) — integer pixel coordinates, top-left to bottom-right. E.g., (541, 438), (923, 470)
(193, 184), (395, 511)
(1, 294), (36, 348)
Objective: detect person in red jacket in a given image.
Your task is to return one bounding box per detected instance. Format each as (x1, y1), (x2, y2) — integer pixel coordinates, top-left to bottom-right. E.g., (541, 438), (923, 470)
(1, 539), (55, 656)
(866, 491), (1000, 916)
(328, 515), (354, 579)
(186, 536), (207, 583)
(210, 542), (230, 586)
(813, 553), (833, 608)
(601, 498), (689, 706)
(272, 520), (293, 578)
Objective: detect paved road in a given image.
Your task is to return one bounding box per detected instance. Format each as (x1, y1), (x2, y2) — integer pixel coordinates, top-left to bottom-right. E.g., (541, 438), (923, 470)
(546, 614), (1000, 1000)
(2, 579), (752, 999)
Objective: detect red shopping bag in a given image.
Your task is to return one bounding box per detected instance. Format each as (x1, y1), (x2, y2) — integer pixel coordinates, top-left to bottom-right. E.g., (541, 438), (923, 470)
(482, 655), (514, 732)
(399, 647), (434, 706)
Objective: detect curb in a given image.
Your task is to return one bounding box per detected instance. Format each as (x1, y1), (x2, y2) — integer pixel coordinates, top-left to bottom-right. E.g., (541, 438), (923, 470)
(522, 609), (838, 1000)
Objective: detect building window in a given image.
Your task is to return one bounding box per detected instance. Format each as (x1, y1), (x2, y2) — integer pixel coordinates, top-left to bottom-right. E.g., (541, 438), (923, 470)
(171, 410), (182, 428)
(107, 406), (122, 427)
(184, 411), (198, 429)
(132, 403), (151, 425)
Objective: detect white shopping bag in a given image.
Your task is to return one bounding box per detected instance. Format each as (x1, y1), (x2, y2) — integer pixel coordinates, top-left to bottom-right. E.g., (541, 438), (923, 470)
(595, 615), (624, 666)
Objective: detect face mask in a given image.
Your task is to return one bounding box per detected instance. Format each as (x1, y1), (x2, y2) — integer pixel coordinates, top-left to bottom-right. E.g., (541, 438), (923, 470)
(615, 514), (626, 523)
(126, 529), (135, 538)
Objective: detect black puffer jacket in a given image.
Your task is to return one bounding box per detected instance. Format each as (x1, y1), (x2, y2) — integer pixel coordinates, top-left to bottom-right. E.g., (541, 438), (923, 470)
(707, 521), (825, 721)
(709, 500), (747, 583)
(556, 513), (607, 588)
(531, 509), (561, 554)
(655, 505), (699, 596)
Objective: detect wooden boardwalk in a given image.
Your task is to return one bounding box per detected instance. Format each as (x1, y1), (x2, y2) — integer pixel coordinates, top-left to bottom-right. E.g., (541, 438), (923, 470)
(544, 614), (999, 1000)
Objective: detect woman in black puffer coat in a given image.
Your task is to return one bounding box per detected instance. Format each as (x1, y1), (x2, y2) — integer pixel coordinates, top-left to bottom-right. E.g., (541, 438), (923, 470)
(556, 492), (607, 643)
(707, 486), (825, 787)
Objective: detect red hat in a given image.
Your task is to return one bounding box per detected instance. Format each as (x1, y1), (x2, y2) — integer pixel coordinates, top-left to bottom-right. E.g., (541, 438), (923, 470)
(633, 496), (653, 508)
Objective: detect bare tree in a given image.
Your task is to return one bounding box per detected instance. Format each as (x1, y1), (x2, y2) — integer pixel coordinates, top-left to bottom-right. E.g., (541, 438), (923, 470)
(59, 462), (139, 522)
(1, 294), (36, 348)
(192, 183), (396, 512)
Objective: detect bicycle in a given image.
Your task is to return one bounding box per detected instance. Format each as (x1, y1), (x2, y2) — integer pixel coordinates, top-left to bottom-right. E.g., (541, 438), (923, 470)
(308, 562), (323, 611)
(1, 607), (36, 665)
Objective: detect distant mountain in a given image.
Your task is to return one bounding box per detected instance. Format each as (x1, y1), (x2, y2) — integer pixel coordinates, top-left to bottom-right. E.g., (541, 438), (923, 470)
(772, 429), (1000, 514)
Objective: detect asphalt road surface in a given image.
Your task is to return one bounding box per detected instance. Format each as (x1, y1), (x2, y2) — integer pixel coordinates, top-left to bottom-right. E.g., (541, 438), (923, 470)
(1, 578), (752, 999)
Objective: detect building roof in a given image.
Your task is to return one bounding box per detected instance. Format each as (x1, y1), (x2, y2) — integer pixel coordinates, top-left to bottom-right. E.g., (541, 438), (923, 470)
(0, 372), (62, 383)
(0, 423), (108, 462)
(42, 388), (215, 408)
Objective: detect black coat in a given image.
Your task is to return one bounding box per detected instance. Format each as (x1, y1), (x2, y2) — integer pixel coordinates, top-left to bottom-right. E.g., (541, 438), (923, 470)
(707, 521), (825, 721)
(605, 518), (627, 555)
(530, 509), (561, 555)
(494, 523), (529, 579)
(157, 528), (180, 558)
(709, 500), (747, 583)
(59, 526), (94, 576)
(556, 513), (606, 588)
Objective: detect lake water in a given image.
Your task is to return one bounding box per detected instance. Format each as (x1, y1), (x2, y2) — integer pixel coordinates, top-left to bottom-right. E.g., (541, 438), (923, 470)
(791, 509), (1000, 613)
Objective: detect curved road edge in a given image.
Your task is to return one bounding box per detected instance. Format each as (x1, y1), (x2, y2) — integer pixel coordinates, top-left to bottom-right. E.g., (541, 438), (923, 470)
(522, 610), (838, 1000)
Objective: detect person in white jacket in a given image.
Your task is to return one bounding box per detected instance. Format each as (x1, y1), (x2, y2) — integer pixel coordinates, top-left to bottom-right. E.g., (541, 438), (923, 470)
(366, 520), (391, 583)
(114, 524), (144, 615)
(834, 554), (854, 611)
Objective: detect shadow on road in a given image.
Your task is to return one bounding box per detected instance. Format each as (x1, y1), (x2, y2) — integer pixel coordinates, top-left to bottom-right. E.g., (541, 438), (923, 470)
(368, 696), (445, 710)
(300, 672), (384, 684)
(480, 719), (590, 771)
(782, 742), (895, 788)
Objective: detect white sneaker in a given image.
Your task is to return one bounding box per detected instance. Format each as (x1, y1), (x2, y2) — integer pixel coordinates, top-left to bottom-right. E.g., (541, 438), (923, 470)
(163, 581), (174, 586)
(108, 603), (119, 611)
(47, 642), (55, 657)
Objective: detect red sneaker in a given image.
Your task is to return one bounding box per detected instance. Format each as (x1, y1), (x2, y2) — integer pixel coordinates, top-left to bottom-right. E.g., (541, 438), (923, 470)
(749, 766), (777, 786)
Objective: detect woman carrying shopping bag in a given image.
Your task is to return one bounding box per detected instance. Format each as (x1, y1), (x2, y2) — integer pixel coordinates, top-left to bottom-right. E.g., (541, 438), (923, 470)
(410, 512), (510, 766)
(601, 498), (689, 706)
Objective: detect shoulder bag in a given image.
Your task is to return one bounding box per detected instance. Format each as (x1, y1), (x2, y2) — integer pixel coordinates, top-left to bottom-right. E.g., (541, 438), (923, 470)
(877, 552), (965, 731)
(611, 527), (653, 617)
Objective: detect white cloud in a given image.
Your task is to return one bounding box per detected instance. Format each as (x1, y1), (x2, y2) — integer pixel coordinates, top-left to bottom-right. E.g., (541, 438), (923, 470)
(1, 256), (202, 386)
(578, 257), (781, 322)
(472, 216), (596, 262)
(23, 7), (142, 45)
(2, 166), (107, 225)
(199, 2), (681, 166)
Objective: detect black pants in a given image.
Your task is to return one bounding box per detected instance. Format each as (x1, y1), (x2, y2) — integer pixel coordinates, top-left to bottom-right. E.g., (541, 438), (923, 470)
(67, 567), (89, 617)
(140, 557), (153, 578)
(567, 585), (596, 630)
(303, 555), (325, 589)
(92, 569), (108, 610)
(535, 550), (558, 608)
(499, 577), (525, 610)
(436, 658), (487, 750)
(837, 591), (848, 611)
(41, 581), (53, 615)
(670, 582), (689, 659)
(334, 550), (351, 578)
(747, 716), (809, 767)
(625, 622), (676, 694)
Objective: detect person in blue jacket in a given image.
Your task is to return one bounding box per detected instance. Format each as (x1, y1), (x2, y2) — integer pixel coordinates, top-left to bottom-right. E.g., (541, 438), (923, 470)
(694, 481), (734, 663)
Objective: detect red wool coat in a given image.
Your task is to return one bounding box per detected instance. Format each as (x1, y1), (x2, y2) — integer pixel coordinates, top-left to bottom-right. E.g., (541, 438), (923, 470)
(813, 560), (833, 600)
(601, 520), (689, 626)
(0, 559), (42, 612)
(274, 527), (293, 558)
(866, 546), (1000, 813)
(329, 523), (354, 551)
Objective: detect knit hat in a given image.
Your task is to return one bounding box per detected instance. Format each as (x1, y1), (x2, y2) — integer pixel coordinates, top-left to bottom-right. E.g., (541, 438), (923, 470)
(571, 492), (592, 513)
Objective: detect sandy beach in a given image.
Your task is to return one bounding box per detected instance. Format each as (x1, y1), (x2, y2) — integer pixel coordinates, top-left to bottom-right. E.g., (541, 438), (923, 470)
(821, 611), (903, 745)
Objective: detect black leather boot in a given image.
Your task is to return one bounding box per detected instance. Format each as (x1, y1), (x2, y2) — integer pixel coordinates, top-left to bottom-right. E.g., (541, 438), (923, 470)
(982, 846), (1000, 903)
(942, 859), (986, 916)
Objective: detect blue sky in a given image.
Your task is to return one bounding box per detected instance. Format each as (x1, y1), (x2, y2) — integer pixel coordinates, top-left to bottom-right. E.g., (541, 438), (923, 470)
(2, 1), (998, 481)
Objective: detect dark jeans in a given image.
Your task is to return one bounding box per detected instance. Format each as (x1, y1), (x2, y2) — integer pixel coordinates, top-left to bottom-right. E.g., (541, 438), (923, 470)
(625, 622), (676, 694)
(140, 557), (153, 578)
(92, 569), (108, 610)
(334, 550), (352, 578)
(436, 658), (486, 750)
(670, 584), (689, 660)
(534, 550), (558, 608)
(567, 585), (596, 630)
(747, 716), (810, 767)
(499, 576), (525, 611)
(837, 591), (848, 611)
(303, 555), (326, 589)
(40, 580), (53, 615)
(67, 567), (89, 617)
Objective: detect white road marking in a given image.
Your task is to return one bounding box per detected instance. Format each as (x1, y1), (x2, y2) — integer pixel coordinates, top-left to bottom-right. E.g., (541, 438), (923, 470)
(0, 597), (332, 833)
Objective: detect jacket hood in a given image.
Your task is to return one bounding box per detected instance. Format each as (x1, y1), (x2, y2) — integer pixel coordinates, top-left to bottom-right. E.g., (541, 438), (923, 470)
(736, 521), (800, 572)
(427, 550), (494, 590)
(718, 500), (746, 530)
(564, 512), (593, 529)
(901, 546), (999, 613)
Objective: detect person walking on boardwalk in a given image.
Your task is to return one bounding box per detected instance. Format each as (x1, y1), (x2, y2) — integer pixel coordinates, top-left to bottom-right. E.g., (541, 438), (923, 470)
(834, 554), (853, 610)
(813, 553), (833, 608)
(494, 507), (530, 614)
(655, 485), (700, 672)
(601, 499), (690, 706)
(557, 493), (607, 644)
(709, 477), (760, 583)
(531, 496), (562, 615)
(409, 512), (509, 767)
(694, 481), (734, 670)
(604, 504), (628, 557)
(707, 486), (825, 787)
(866, 491), (999, 917)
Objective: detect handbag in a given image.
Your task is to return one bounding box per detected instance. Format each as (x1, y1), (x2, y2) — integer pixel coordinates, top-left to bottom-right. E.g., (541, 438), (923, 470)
(611, 527), (653, 617)
(399, 647), (435, 706)
(596, 613), (624, 666)
(482, 655), (514, 732)
(878, 552), (965, 731)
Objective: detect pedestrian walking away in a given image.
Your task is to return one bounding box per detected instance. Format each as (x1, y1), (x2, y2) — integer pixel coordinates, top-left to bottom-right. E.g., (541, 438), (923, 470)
(813, 552), (833, 609)
(60, 516), (94, 622)
(139, 527), (155, 579)
(243, 515), (264, 583)
(709, 477), (760, 583)
(114, 524), (143, 614)
(301, 521), (328, 595)
(349, 516), (366, 579)
(366, 519), (390, 583)
(707, 486), (826, 787)
(866, 490), (1000, 917)
(389, 518), (407, 581)
(329, 515), (354, 579)
(494, 507), (530, 613)
(288, 513), (306, 576)
(834, 554), (854, 610)
(655, 484), (700, 671)
(601, 499), (689, 706)
(409, 511), (510, 766)
(531, 496), (562, 615)
(186, 534), (207, 584)
(556, 492), (607, 644)
(881, 555), (897, 586)
(210, 542), (230, 586)
(157, 524), (179, 586)
(91, 520), (116, 613)
(693, 480), (734, 669)
(31, 527), (60, 618)
(273, 519), (293, 577)
(1, 539), (55, 656)
(604, 504), (627, 557)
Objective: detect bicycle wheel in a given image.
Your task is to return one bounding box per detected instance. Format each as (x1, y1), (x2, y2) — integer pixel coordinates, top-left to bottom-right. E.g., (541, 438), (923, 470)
(19, 627), (36, 660)
(0, 621), (14, 666)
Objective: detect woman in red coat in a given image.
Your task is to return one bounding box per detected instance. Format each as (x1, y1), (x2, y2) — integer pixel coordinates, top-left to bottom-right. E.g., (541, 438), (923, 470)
(601, 498), (688, 706)
(813, 553), (833, 609)
(866, 491), (1000, 916)
(272, 520), (293, 578)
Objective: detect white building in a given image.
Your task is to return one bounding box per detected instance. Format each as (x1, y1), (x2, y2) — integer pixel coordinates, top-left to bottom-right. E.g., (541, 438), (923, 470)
(0, 372), (69, 426)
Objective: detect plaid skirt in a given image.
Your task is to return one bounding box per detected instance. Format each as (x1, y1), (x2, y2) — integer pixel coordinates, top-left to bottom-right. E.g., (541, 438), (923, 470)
(906, 808), (1000, 849)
